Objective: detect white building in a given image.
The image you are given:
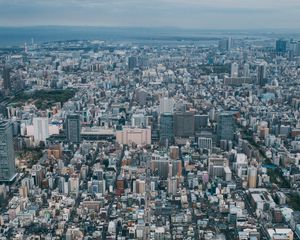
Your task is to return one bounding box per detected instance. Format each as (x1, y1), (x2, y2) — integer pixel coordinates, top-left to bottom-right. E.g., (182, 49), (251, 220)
(231, 62), (239, 78)
(33, 117), (49, 145)
(159, 97), (175, 114)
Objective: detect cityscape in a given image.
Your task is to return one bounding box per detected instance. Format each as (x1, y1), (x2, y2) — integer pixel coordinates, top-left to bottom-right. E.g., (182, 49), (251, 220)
(1, 1), (300, 240)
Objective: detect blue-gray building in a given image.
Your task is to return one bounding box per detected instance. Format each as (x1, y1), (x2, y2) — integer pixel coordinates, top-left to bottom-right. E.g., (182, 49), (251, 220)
(0, 120), (16, 182)
(217, 112), (235, 142)
(159, 113), (174, 146)
(66, 114), (81, 144)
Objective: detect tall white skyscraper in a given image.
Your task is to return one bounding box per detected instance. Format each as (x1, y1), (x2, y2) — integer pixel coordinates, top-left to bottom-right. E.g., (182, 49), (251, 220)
(33, 117), (49, 145)
(243, 63), (250, 78)
(231, 62), (239, 78)
(159, 97), (174, 114)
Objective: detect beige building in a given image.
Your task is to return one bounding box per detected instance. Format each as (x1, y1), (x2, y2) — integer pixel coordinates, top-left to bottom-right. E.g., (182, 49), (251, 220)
(116, 126), (151, 145)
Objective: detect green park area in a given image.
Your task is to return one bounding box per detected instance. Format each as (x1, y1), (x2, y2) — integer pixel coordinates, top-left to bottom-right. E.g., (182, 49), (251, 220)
(10, 88), (76, 110)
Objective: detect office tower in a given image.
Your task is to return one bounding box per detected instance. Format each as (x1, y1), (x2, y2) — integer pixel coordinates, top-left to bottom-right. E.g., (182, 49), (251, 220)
(128, 56), (138, 71)
(33, 117), (49, 145)
(195, 114), (208, 131)
(231, 62), (239, 78)
(248, 166), (257, 188)
(169, 146), (179, 160)
(218, 37), (232, 51)
(198, 137), (212, 151)
(138, 56), (149, 68)
(173, 112), (195, 137)
(2, 66), (11, 90)
(66, 114), (81, 143)
(218, 39), (228, 51)
(243, 63), (250, 78)
(136, 179), (146, 194)
(172, 159), (182, 177)
(0, 120), (16, 182)
(257, 63), (267, 86)
(159, 113), (174, 146)
(159, 97), (174, 114)
(217, 112), (235, 142)
(276, 39), (287, 53)
(296, 42), (300, 56)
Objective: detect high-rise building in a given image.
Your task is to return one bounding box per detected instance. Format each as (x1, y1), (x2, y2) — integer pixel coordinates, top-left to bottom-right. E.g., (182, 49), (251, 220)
(276, 39), (287, 53)
(66, 114), (81, 143)
(195, 114), (208, 131)
(296, 42), (300, 56)
(243, 63), (250, 78)
(217, 112), (235, 142)
(33, 117), (49, 145)
(248, 166), (257, 188)
(128, 56), (138, 71)
(2, 67), (11, 90)
(218, 37), (232, 51)
(173, 112), (195, 137)
(257, 63), (267, 86)
(0, 120), (16, 182)
(159, 113), (174, 146)
(231, 62), (239, 78)
(159, 97), (174, 114)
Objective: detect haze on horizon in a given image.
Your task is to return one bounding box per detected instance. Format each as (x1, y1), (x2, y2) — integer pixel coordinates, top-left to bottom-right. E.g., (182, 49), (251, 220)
(0, 0), (300, 30)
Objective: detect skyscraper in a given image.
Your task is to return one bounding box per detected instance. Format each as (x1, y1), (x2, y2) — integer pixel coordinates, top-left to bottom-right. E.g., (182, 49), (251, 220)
(217, 112), (235, 142)
(248, 166), (257, 188)
(257, 63), (267, 86)
(276, 39), (287, 53)
(33, 117), (49, 145)
(218, 37), (232, 51)
(231, 62), (239, 78)
(2, 66), (11, 90)
(128, 56), (138, 71)
(243, 63), (250, 78)
(173, 112), (195, 137)
(159, 113), (174, 146)
(195, 114), (208, 132)
(66, 114), (81, 143)
(0, 120), (16, 182)
(159, 97), (174, 114)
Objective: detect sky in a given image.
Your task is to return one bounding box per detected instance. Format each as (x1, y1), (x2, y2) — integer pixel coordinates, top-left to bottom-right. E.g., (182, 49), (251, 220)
(0, 0), (300, 29)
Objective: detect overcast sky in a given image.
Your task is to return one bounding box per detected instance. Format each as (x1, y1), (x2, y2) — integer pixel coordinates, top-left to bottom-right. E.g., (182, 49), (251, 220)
(0, 0), (299, 29)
